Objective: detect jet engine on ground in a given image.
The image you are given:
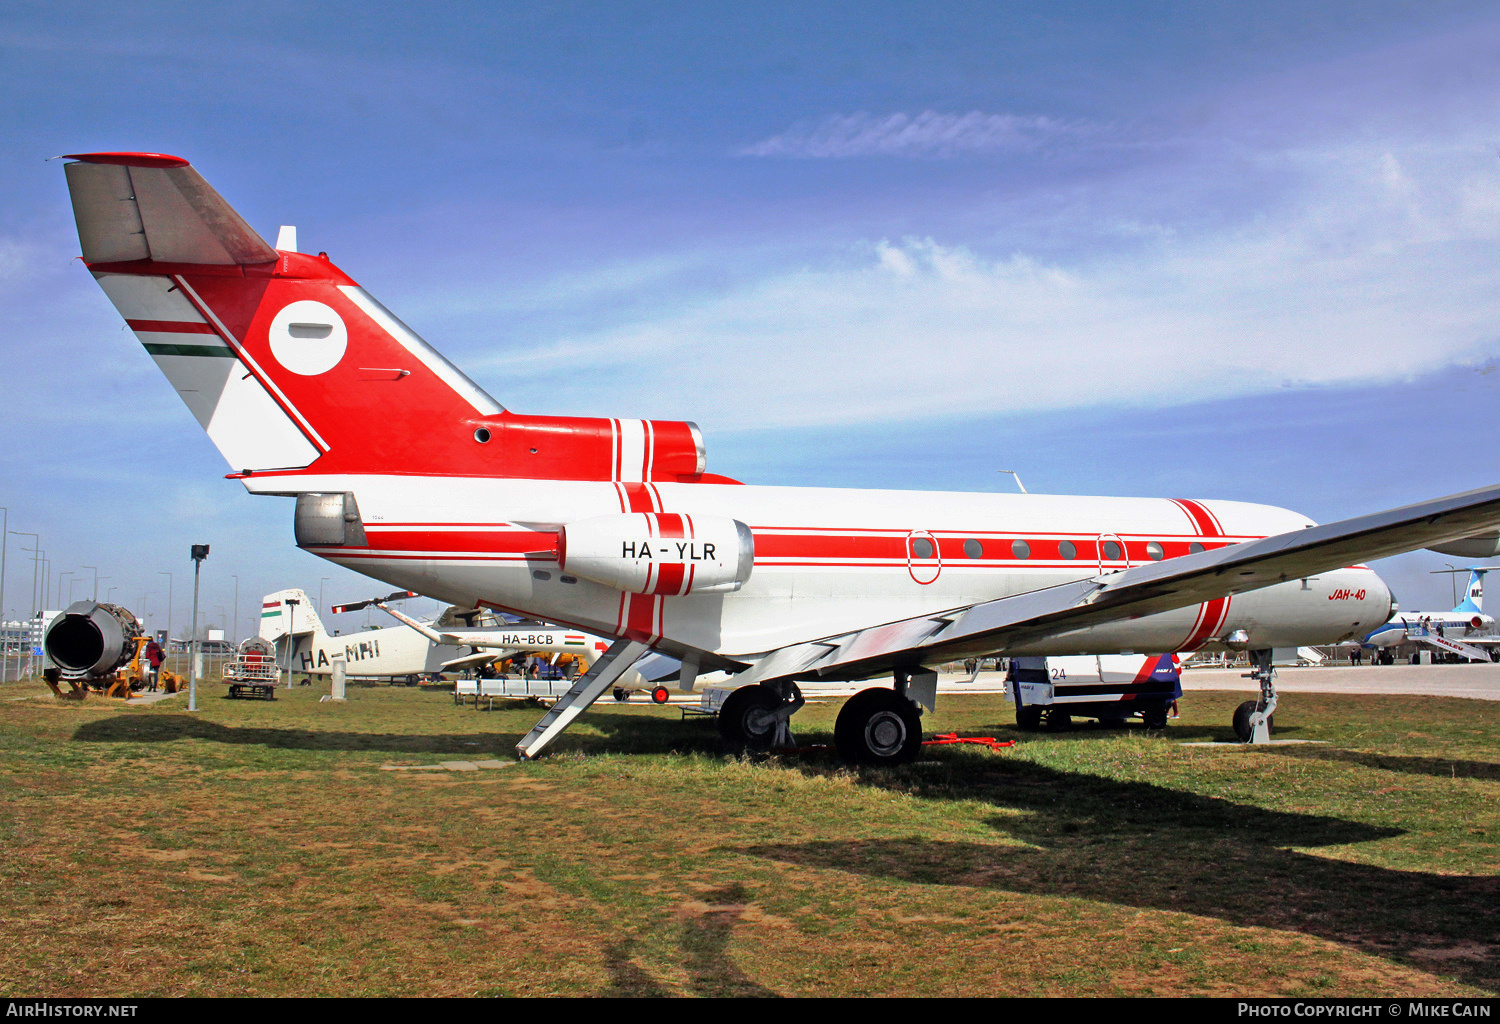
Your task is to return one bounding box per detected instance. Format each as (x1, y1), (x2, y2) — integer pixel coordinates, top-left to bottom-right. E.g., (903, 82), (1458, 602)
(41, 600), (183, 699)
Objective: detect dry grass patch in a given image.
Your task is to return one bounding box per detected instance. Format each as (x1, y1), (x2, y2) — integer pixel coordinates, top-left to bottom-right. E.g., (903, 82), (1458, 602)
(0, 681), (1494, 996)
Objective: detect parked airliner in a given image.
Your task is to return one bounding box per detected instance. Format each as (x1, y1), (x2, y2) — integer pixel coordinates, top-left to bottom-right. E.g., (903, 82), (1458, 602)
(58, 152), (1500, 760)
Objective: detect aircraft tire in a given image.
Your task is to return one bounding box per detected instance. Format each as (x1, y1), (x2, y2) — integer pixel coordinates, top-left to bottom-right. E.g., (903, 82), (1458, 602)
(1042, 708), (1072, 732)
(613, 688), (629, 702)
(1015, 706), (1043, 731)
(651, 685), (671, 704)
(718, 684), (781, 752)
(1232, 700), (1273, 742)
(834, 687), (922, 765)
(1141, 707), (1168, 729)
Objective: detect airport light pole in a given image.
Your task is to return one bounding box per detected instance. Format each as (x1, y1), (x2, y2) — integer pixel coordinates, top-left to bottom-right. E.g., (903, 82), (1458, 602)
(58, 571), (73, 608)
(12, 533), (39, 611)
(0, 509), (6, 683)
(81, 566), (98, 602)
(1445, 563), (1458, 608)
(189, 545), (208, 712)
(157, 571), (173, 645)
(319, 577), (329, 617)
(283, 597), (299, 689)
(231, 575), (239, 646)
(11, 534), (40, 678)
(0, 508), (7, 632)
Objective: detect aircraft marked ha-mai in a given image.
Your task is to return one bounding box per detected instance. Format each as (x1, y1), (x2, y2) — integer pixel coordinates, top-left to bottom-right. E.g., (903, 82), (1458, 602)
(57, 152), (1500, 760)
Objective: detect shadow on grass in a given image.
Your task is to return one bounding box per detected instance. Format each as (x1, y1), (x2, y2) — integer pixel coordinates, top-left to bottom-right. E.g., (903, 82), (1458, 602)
(70, 714), (522, 756)
(1261, 746), (1500, 783)
(745, 756), (1500, 991)
(599, 884), (778, 997)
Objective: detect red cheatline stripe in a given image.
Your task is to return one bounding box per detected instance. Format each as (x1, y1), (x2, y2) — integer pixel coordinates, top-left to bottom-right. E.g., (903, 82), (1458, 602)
(625, 593), (659, 643)
(1181, 597), (1231, 651)
(127, 319), (216, 334)
(1171, 498), (1224, 538)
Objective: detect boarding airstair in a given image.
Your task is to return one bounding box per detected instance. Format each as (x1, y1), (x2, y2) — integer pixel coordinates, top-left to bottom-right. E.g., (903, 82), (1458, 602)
(1414, 630), (1491, 662)
(515, 639), (650, 759)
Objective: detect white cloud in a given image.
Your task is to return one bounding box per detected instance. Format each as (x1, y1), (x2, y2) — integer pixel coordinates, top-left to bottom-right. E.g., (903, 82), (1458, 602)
(470, 139), (1500, 430)
(738, 111), (1086, 159)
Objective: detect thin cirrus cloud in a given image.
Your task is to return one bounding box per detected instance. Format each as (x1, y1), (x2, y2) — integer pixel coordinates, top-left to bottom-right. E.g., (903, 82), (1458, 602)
(737, 110), (1086, 159)
(468, 138), (1500, 431)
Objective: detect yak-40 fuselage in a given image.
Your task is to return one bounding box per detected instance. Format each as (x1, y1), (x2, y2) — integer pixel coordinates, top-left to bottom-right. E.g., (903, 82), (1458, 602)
(276, 473), (1396, 665)
(61, 151), (1500, 761)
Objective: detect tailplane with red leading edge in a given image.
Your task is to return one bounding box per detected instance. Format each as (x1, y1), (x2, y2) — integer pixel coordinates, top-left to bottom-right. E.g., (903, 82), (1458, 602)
(61, 152), (729, 485)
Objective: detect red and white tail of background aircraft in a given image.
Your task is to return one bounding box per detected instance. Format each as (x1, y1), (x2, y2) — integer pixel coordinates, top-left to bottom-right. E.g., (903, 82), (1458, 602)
(58, 152), (1500, 761)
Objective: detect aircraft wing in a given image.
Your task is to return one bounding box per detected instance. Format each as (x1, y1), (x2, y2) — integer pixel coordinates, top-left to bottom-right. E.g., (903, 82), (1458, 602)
(732, 481), (1500, 685)
(371, 601), (570, 650)
(440, 650), (502, 672)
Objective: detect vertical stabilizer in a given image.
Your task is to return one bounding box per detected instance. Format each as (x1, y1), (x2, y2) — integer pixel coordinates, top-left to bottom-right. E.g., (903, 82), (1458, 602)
(1454, 568), (1493, 614)
(259, 589), (327, 643)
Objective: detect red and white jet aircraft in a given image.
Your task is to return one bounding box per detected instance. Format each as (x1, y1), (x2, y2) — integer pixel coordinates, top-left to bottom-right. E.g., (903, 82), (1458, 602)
(58, 152), (1500, 760)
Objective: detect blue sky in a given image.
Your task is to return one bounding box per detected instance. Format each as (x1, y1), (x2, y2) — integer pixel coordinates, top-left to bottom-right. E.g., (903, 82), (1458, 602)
(3, 1), (1500, 638)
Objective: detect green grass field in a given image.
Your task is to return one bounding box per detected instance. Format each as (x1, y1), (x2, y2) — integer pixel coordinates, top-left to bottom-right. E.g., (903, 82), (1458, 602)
(0, 679), (1495, 997)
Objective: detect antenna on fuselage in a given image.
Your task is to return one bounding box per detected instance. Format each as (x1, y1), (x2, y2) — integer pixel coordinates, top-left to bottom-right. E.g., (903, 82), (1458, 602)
(998, 470), (1027, 494)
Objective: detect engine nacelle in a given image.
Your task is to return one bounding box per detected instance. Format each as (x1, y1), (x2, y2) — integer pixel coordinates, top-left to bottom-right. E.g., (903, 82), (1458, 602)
(44, 601), (143, 678)
(1428, 530), (1500, 559)
(559, 513), (754, 596)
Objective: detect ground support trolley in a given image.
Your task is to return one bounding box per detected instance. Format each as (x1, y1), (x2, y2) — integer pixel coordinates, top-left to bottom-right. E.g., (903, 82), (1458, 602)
(1009, 654), (1181, 730)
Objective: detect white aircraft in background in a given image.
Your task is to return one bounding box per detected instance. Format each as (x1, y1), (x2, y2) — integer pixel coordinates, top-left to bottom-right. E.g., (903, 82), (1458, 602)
(60, 152), (1500, 760)
(260, 588), (612, 681)
(1360, 567), (1499, 663)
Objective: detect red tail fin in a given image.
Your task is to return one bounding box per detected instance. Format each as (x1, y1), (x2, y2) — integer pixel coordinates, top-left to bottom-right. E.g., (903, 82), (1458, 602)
(63, 153), (728, 483)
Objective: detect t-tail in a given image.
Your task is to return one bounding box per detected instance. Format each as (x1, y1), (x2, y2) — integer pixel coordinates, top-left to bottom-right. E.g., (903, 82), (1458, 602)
(1452, 567), (1500, 615)
(61, 153), (727, 485)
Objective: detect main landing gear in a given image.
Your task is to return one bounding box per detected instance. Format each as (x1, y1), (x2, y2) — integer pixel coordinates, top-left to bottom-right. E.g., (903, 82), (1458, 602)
(718, 667), (935, 765)
(833, 686), (923, 764)
(718, 680), (805, 753)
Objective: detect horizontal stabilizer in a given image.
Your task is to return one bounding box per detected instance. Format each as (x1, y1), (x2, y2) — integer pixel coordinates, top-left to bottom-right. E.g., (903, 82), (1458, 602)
(62, 153), (277, 266)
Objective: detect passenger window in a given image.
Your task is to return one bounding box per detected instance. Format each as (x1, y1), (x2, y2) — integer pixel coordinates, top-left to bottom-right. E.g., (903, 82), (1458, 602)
(911, 538), (935, 559)
(963, 539), (983, 559)
(1058, 540), (1077, 560)
(1011, 539), (1030, 559)
(1189, 542), (1205, 554)
(1102, 540), (1122, 560)
(1146, 541), (1164, 561)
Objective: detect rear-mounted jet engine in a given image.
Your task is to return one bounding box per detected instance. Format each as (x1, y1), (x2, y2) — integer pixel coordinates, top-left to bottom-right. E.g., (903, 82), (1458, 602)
(559, 513), (754, 596)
